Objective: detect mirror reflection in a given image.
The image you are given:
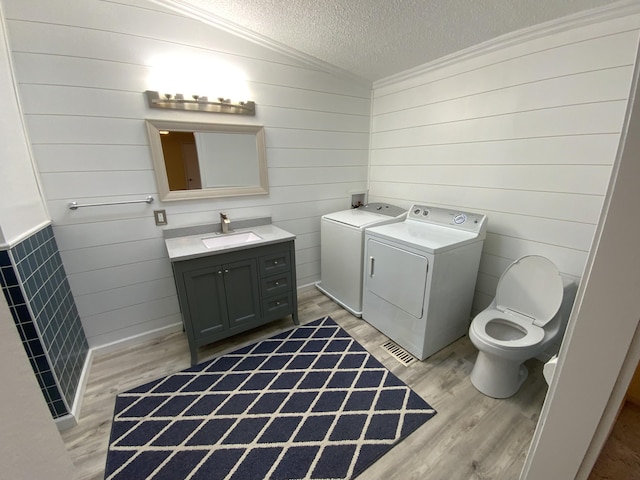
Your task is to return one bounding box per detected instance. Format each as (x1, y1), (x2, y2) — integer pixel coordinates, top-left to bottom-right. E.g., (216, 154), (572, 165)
(146, 119), (269, 201)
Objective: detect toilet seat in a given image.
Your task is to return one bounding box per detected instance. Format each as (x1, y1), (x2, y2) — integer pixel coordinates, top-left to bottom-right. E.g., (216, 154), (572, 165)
(495, 255), (563, 328)
(471, 255), (563, 350)
(471, 308), (545, 349)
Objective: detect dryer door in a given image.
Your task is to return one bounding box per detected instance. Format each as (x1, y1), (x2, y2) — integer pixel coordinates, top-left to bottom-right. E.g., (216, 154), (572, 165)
(365, 238), (428, 318)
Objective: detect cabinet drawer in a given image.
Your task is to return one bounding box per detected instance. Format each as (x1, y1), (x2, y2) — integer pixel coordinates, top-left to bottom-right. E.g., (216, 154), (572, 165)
(259, 250), (290, 277)
(262, 293), (292, 320)
(261, 272), (292, 297)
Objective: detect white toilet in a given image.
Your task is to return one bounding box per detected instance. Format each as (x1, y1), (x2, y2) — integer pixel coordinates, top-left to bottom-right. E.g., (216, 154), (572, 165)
(469, 255), (565, 398)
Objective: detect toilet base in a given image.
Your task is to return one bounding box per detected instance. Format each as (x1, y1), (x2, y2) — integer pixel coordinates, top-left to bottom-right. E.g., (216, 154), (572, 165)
(470, 350), (529, 398)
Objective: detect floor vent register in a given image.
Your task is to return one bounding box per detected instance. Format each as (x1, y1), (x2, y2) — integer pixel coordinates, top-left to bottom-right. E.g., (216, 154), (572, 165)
(381, 340), (417, 367)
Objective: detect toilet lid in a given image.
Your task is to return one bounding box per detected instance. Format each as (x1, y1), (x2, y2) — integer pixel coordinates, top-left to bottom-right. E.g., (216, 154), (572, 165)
(496, 255), (563, 327)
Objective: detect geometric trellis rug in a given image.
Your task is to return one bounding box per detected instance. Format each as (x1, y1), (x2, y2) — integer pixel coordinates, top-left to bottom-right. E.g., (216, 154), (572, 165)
(104, 316), (436, 480)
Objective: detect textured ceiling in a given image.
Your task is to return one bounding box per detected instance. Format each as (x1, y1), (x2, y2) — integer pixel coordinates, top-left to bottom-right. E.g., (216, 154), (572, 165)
(165, 0), (622, 82)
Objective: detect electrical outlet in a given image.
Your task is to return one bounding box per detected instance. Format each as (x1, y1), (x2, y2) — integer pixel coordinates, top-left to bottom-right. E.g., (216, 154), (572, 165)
(154, 209), (167, 226)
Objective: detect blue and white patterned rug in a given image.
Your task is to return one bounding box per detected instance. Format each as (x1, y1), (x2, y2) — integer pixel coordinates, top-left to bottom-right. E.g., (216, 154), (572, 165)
(104, 316), (436, 480)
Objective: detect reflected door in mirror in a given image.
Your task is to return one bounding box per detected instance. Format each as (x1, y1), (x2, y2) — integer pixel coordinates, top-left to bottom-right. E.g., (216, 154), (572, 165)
(159, 131), (202, 190)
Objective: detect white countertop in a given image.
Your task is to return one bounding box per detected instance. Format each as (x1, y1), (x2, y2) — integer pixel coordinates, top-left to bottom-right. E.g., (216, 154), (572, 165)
(165, 224), (296, 262)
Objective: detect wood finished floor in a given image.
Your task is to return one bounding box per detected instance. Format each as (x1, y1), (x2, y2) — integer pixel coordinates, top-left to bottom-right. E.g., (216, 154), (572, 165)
(588, 400), (640, 480)
(61, 288), (548, 480)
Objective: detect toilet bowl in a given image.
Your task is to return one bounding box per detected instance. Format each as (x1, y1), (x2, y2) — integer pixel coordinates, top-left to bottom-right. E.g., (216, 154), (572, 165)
(469, 255), (565, 398)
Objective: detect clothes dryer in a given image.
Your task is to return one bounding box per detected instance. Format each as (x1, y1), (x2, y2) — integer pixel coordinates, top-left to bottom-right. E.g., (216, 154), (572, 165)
(317, 203), (406, 316)
(362, 204), (487, 360)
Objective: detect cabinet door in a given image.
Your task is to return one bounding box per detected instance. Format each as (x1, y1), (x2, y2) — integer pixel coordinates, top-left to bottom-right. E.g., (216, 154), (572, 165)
(223, 258), (261, 328)
(183, 265), (228, 338)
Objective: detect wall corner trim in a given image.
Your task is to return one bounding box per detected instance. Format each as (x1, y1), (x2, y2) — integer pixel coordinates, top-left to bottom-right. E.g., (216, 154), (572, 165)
(373, 0), (640, 90)
(142, 0), (372, 87)
(0, 220), (51, 250)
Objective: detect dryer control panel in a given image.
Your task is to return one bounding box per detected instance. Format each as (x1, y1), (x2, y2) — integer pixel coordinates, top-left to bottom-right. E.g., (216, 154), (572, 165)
(408, 204), (487, 235)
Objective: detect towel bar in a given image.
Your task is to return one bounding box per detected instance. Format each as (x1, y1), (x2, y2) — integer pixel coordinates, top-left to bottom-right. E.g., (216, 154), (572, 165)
(68, 196), (154, 210)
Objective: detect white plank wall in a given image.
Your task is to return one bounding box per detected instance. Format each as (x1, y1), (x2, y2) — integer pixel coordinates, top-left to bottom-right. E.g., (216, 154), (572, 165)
(369, 14), (640, 315)
(2, 0), (370, 347)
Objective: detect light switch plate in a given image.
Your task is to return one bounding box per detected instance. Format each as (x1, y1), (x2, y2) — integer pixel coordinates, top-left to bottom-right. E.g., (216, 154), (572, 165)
(154, 209), (167, 226)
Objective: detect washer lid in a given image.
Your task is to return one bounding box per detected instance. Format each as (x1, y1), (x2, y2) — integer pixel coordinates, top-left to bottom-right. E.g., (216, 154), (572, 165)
(322, 206), (404, 228)
(496, 255), (563, 327)
(322, 209), (390, 228)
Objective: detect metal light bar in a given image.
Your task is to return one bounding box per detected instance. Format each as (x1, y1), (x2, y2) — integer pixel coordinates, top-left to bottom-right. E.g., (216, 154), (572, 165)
(144, 90), (256, 116)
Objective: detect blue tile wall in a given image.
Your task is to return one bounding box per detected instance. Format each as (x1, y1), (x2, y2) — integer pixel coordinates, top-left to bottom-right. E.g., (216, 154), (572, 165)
(0, 226), (89, 419)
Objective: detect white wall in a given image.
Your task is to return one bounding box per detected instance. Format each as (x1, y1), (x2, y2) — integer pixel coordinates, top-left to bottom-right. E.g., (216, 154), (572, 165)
(2, 0), (370, 347)
(0, 294), (77, 479)
(523, 32), (640, 479)
(369, 14), (640, 315)
(0, 3), (48, 247)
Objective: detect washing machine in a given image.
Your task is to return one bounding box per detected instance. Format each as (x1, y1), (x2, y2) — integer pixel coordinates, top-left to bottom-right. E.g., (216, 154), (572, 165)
(316, 203), (406, 316)
(362, 204), (487, 360)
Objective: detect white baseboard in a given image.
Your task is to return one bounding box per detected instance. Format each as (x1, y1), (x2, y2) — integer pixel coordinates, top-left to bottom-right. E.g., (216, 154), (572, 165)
(89, 286), (315, 356)
(91, 322), (184, 356)
(54, 413), (77, 432)
(55, 347), (94, 431)
(296, 282), (318, 293)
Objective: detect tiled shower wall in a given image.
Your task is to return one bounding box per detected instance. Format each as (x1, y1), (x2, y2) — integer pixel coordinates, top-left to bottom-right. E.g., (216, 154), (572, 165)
(0, 225), (88, 419)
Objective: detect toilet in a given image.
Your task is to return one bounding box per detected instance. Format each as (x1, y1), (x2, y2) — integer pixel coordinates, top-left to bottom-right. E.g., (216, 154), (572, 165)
(469, 255), (565, 398)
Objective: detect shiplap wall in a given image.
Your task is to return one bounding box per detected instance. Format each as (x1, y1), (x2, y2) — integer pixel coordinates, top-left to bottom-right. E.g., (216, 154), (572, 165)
(0, 6), (48, 247)
(3, 0), (370, 347)
(369, 14), (640, 314)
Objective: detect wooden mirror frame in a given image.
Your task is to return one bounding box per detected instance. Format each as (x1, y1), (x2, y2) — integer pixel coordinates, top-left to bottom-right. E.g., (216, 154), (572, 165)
(146, 119), (269, 201)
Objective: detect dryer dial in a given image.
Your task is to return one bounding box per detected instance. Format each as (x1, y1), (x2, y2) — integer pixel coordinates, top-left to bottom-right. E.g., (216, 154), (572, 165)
(453, 213), (467, 224)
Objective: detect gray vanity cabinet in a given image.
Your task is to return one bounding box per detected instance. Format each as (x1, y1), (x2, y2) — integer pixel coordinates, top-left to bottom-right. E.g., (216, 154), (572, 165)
(172, 240), (298, 365)
(182, 258), (260, 340)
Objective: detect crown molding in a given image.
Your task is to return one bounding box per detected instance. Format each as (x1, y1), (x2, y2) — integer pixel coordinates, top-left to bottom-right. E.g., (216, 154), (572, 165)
(144, 0), (371, 87)
(374, 0), (640, 90)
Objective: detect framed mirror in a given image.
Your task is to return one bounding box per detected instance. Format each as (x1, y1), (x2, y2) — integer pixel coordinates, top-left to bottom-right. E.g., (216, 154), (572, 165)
(146, 119), (269, 201)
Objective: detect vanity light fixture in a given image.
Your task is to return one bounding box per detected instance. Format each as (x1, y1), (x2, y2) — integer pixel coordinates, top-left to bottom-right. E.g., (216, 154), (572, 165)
(144, 90), (256, 116)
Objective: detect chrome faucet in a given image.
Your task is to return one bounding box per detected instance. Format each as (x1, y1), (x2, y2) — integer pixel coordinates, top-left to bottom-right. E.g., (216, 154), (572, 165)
(220, 212), (231, 234)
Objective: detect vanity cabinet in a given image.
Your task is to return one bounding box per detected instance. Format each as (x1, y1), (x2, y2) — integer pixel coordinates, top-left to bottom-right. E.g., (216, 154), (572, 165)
(172, 240), (298, 365)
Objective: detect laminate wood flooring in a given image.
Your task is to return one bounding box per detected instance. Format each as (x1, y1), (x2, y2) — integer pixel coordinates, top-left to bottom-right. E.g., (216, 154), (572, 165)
(61, 289), (547, 480)
(589, 400), (640, 480)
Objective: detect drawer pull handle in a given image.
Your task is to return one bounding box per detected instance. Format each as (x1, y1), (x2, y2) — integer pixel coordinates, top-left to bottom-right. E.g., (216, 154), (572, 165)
(224, 269), (229, 273)
(274, 261), (279, 265)
(217, 270), (222, 275)
(275, 281), (280, 286)
(276, 301), (280, 306)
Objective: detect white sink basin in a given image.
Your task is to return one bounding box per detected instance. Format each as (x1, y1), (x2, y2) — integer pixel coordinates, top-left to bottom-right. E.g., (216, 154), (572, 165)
(201, 231), (262, 249)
